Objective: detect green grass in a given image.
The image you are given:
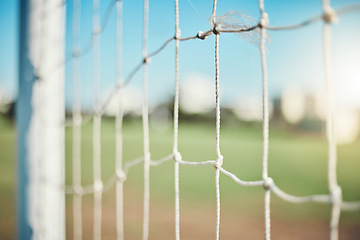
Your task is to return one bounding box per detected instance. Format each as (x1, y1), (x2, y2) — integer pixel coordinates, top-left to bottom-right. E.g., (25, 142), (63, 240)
(1, 116), (360, 238)
(0, 117), (16, 240)
(64, 118), (360, 219)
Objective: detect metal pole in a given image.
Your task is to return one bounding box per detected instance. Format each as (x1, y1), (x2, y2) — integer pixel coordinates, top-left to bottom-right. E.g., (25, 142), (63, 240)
(17, 0), (66, 239)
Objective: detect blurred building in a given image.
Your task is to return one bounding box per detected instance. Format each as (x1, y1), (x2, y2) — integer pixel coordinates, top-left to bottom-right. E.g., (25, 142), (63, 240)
(0, 87), (14, 119)
(280, 85), (360, 144)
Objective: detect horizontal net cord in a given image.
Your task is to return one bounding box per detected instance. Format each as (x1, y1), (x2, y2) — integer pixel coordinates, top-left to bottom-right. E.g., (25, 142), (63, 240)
(65, 157), (145, 195)
(176, 159), (216, 166)
(149, 154), (174, 166)
(219, 167), (264, 186)
(47, 1), (360, 94)
(162, 2), (360, 41)
(63, 3), (360, 129)
(217, 2), (360, 33)
(98, 34), (199, 109)
(64, 36), (195, 128)
(39, 0), (117, 80)
(265, 3), (359, 30)
(37, 165), (360, 232)
(341, 201), (360, 211)
(62, 163), (360, 210)
(62, 1), (360, 67)
(64, 153), (172, 193)
(270, 180), (330, 203)
(66, 0), (116, 61)
(188, 2), (360, 38)
(63, 154), (360, 211)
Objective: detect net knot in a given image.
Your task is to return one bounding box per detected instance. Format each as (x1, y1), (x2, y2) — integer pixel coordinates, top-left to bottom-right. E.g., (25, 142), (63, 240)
(213, 24), (220, 35)
(330, 185), (342, 205)
(73, 115), (82, 126)
(93, 179), (103, 193)
(174, 151), (182, 162)
(73, 185), (83, 195)
(94, 108), (102, 118)
(143, 56), (151, 64)
(116, 169), (127, 182)
(72, 49), (81, 58)
(197, 31), (206, 40)
(93, 25), (101, 35)
(175, 29), (181, 40)
(323, 6), (338, 24)
(144, 152), (151, 162)
(116, 80), (124, 89)
(214, 155), (224, 169)
(263, 177), (274, 190)
(260, 12), (269, 28)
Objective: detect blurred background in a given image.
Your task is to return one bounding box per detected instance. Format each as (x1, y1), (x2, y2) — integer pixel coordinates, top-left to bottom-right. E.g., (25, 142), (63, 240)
(1, 0), (360, 239)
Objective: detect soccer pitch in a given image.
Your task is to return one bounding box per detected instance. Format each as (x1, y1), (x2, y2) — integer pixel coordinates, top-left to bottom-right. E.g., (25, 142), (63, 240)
(1, 117), (359, 239)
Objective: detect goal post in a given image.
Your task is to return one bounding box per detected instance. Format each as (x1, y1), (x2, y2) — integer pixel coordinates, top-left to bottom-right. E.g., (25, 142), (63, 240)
(17, 0), (66, 239)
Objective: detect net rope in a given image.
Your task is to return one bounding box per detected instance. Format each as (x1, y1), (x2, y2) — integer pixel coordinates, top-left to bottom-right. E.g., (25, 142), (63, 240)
(92, 0), (103, 239)
(141, 0), (150, 239)
(258, 1), (271, 239)
(71, 0), (82, 239)
(61, 0), (360, 239)
(173, 0), (180, 239)
(322, 1), (342, 240)
(115, 0), (124, 239)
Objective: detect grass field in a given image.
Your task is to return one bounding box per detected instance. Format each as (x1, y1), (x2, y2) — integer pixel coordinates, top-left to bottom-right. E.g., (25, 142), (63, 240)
(1, 116), (360, 239)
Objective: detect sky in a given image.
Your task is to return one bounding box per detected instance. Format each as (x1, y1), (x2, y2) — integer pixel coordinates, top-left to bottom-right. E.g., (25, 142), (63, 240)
(0, 0), (360, 111)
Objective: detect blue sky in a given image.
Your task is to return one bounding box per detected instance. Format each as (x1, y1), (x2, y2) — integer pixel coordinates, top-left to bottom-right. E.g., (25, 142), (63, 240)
(1, 0), (360, 109)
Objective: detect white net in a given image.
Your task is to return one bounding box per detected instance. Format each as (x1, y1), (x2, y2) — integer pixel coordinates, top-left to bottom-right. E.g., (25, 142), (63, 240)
(33, 0), (360, 239)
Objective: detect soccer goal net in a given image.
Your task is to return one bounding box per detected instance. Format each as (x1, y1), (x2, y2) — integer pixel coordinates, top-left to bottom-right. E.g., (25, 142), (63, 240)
(17, 0), (360, 239)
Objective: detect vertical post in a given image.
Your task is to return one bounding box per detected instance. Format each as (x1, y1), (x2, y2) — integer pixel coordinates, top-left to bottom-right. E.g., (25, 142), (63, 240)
(17, 0), (66, 239)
